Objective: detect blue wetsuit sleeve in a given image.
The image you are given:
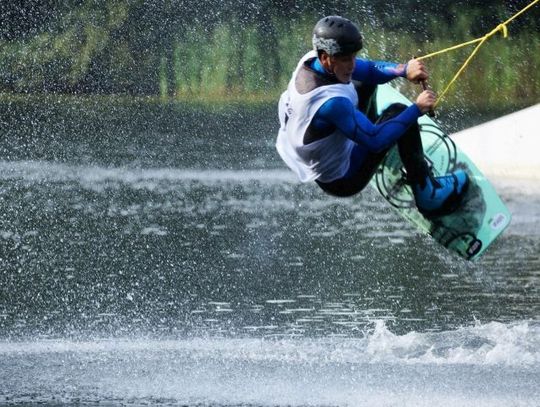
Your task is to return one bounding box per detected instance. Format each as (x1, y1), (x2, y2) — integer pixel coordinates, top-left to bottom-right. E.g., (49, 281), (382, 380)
(315, 97), (422, 152)
(352, 58), (407, 84)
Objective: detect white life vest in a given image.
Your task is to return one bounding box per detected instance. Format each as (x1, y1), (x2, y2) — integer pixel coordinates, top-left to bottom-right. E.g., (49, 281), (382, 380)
(276, 51), (358, 183)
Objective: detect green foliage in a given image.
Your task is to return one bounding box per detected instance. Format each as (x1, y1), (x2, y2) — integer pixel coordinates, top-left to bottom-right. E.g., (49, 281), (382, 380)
(274, 17), (314, 89)
(0, 1), (538, 108)
(201, 24), (234, 95)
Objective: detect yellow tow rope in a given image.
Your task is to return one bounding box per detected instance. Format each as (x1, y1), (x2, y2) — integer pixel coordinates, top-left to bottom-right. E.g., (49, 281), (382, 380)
(416, 0), (539, 107)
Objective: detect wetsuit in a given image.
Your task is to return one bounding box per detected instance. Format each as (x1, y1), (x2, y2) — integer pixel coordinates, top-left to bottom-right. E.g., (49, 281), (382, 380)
(276, 52), (429, 197)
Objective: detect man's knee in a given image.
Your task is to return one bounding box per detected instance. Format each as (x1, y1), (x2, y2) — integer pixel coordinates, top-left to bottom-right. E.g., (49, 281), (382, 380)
(378, 103), (408, 122)
(353, 81), (378, 121)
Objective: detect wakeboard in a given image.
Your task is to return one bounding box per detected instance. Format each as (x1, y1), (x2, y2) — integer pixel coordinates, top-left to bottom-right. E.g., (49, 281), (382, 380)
(370, 84), (511, 260)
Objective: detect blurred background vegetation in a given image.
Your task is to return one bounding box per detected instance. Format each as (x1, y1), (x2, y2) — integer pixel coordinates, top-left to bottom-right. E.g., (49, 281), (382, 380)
(0, 0), (538, 109)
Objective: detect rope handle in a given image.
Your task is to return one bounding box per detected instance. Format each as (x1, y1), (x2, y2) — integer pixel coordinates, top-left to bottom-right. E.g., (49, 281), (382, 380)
(420, 80), (436, 118)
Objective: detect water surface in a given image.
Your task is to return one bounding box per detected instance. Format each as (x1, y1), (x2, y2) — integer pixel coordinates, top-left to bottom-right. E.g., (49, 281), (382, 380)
(0, 99), (538, 406)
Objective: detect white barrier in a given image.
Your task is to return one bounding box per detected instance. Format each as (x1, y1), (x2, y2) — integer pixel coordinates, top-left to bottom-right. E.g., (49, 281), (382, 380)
(451, 104), (540, 181)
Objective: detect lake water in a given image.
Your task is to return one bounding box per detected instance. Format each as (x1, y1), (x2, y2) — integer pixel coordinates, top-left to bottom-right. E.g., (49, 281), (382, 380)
(0, 98), (539, 406)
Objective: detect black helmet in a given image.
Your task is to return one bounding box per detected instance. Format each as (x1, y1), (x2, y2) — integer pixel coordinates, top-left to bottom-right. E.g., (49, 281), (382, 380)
(312, 16), (363, 55)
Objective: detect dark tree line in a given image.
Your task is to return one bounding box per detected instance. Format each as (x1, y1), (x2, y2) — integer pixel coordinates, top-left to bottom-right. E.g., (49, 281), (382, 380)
(2, 0), (537, 39)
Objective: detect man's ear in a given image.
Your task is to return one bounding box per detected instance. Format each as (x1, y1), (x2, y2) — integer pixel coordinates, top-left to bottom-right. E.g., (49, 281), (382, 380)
(319, 52), (331, 69)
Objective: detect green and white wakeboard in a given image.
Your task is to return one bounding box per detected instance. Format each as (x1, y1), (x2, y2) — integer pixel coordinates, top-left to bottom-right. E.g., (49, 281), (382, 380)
(370, 84), (511, 260)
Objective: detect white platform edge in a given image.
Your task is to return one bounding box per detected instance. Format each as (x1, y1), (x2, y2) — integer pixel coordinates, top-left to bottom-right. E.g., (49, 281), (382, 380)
(450, 104), (540, 187)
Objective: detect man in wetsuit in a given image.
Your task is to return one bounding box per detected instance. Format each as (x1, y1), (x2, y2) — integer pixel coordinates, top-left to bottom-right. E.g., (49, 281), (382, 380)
(276, 16), (468, 216)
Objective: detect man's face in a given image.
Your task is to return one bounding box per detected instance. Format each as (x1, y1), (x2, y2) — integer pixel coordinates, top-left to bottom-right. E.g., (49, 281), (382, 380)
(329, 53), (356, 83)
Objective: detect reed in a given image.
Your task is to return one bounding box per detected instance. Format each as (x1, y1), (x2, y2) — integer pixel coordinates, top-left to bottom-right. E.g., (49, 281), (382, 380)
(149, 16), (540, 108)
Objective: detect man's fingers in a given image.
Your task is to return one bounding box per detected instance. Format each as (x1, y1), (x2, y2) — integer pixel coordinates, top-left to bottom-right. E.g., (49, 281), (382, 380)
(407, 59), (429, 83)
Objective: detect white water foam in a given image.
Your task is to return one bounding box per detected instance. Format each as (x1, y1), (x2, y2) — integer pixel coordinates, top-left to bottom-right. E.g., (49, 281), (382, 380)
(1, 323), (539, 406)
(1, 320), (538, 366)
(0, 160), (298, 186)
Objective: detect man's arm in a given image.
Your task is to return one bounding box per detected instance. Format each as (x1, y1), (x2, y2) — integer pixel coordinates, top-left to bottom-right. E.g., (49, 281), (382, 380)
(352, 58), (407, 84)
(314, 97), (421, 152)
(352, 58), (428, 85)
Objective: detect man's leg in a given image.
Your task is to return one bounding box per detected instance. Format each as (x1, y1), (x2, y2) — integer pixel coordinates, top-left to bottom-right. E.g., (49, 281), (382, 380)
(315, 147), (387, 197)
(377, 103), (430, 187)
(379, 103), (469, 215)
(354, 81), (378, 122)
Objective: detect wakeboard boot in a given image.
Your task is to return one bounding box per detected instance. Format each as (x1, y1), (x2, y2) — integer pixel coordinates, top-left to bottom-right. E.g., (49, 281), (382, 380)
(412, 169), (469, 217)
